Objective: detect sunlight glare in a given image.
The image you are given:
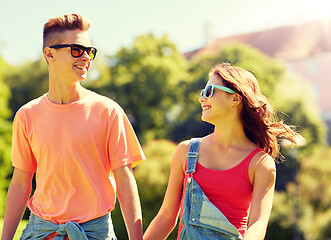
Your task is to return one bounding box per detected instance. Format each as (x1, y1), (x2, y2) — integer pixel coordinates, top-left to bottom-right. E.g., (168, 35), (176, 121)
(292, 0), (331, 21)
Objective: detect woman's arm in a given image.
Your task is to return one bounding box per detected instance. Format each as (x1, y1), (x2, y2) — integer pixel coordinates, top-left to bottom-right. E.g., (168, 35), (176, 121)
(245, 153), (276, 240)
(143, 141), (190, 240)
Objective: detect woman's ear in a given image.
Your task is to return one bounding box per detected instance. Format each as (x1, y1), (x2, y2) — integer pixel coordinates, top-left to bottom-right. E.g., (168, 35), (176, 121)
(232, 93), (242, 106)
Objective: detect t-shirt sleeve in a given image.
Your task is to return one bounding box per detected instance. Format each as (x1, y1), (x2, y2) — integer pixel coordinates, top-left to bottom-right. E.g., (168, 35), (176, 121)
(108, 106), (145, 171)
(11, 109), (37, 172)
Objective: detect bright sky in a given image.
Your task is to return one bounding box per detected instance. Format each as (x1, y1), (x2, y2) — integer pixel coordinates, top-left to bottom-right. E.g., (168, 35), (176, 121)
(1, 0), (331, 65)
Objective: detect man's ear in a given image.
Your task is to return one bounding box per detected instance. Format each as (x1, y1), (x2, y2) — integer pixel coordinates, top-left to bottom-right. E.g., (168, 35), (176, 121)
(232, 93), (242, 106)
(44, 47), (54, 62)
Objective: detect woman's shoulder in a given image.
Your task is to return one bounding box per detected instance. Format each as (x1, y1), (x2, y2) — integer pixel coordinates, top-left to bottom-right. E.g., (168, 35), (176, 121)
(176, 136), (206, 153)
(172, 139), (196, 171)
(250, 150), (276, 177)
(175, 139), (191, 156)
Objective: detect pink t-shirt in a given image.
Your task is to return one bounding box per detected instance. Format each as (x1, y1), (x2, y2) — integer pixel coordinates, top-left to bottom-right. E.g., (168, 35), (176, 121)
(178, 148), (263, 238)
(12, 91), (145, 224)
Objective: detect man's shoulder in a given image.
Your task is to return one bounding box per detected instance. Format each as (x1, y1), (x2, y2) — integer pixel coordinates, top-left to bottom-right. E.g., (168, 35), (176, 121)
(87, 91), (123, 111)
(14, 95), (46, 121)
(19, 95), (46, 111)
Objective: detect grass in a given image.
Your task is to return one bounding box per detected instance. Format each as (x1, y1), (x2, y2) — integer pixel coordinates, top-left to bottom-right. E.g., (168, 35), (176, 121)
(0, 219), (28, 240)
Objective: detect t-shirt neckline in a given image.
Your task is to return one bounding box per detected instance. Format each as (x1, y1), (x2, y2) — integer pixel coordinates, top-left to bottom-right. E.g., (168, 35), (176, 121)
(43, 90), (92, 109)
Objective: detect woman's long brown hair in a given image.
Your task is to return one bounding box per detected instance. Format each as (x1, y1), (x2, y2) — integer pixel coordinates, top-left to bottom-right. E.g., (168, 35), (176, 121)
(209, 63), (297, 161)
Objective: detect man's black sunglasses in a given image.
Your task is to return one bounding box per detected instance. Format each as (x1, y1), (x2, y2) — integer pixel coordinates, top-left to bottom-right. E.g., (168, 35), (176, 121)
(49, 44), (97, 60)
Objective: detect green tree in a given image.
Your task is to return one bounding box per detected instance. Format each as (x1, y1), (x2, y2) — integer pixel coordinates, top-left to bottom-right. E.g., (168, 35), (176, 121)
(111, 140), (178, 239)
(293, 146), (331, 239)
(5, 57), (48, 116)
(5, 55), (102, 117)
(273, 71), (327, 149)
(267, 146), (331, 240)
(91, 34), (189, 143)
(0, 57), (11, 119)
(0, 56), (13, 217)
(135, 140), (177, 234)
(1, 56), (49, 219)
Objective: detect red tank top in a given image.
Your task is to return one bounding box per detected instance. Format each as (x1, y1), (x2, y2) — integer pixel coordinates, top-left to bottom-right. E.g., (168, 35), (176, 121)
(178, 148), (263, 238)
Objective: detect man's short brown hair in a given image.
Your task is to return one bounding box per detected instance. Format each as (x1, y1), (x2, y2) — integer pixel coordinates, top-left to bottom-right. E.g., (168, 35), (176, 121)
(43, 13), (91, 49)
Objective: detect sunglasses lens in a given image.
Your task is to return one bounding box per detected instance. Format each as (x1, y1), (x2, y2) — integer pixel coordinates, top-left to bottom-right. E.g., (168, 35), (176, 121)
(70, 45), (97, 60)
(71, 46), (84, 57)
(205, 86), (213, 98)
(88, 48), (96, 60)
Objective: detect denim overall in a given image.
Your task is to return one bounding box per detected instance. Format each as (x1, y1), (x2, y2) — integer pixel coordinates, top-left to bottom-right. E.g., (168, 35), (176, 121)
(20, 212), (117, 240)
(179, 138), (243, 240)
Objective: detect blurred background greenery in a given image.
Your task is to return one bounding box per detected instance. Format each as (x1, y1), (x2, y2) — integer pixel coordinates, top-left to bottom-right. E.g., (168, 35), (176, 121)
(0, 33), (330, 240)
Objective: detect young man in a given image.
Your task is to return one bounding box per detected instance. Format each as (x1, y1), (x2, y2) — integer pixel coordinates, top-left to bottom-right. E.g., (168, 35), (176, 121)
(1, 13), (145, 240)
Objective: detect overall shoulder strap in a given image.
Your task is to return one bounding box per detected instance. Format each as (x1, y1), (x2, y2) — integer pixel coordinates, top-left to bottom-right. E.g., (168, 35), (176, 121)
(186, 138), (201, 175)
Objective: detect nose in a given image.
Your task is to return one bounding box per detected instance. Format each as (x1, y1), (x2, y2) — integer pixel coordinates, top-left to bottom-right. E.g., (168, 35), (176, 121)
(199, 95), (206, 103)
(81, 50), (91, 61)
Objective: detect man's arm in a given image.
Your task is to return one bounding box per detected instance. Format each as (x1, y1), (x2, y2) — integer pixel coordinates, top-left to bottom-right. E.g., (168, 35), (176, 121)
(1, 168), (34, 240)
(113, 164), (143, 240)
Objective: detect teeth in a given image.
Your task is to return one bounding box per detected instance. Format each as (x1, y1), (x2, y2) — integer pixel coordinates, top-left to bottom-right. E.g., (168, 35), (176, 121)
(76, 65), (85, 69)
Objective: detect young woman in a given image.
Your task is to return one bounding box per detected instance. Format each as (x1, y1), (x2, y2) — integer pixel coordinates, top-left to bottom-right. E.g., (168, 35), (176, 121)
(143, 63), (297, 240)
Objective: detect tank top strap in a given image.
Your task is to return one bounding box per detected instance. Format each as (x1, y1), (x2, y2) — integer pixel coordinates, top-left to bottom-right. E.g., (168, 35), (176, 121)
(245, 148), (264, 162)
(239, 147), (264, 171)
(186, 138), (201, 175)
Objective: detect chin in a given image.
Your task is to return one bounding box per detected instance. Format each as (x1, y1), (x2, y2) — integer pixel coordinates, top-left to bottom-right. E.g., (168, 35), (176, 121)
(201, 115), (209, 123)
(201, 114), (215, 125)
(77, 74), (87, 81)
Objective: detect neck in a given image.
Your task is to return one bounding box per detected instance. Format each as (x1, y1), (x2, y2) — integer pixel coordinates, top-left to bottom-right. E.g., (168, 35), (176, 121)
(211, 117), (251, 149)
(48, 80), (87, 104)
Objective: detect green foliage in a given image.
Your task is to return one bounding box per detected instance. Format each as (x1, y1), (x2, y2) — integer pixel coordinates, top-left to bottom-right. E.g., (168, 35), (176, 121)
(0, 219), (27, 239)
(0, 119), (12, 217)
(0, 56), (48, 218)
(134, 140), (177, 227)
(135, 139), (178, 239)
(218, 43), (285, 98)
(295, 147), (331, 239)
(266, 191), (297, 240)
(0, 57), (13, 217)
(187, 42), (285, 97)
(91, 34), (189, 143)
(0, 57), (11, 119)
(273, 72), (327, 149)
(269, 146), (331, 240)
(5, 57), (48, 116)
(111, 139), (178, 239)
